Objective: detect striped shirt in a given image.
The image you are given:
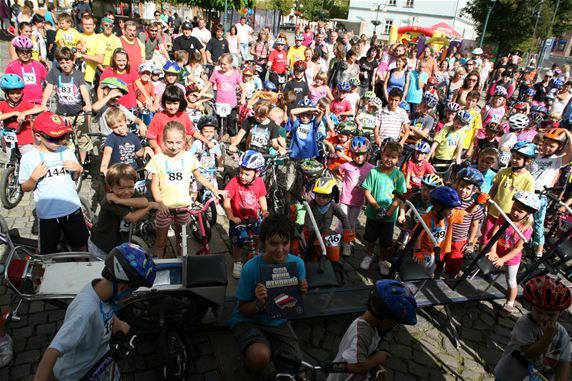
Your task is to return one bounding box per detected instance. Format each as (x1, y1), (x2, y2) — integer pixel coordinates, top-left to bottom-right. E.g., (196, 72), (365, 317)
(452, 198), (484, 242)
(377, 106), (410, 141)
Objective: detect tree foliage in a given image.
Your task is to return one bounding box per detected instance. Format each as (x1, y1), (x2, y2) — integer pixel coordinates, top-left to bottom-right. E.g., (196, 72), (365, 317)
(461, 0), (572, 53)
(256, 0), (295, 16)
(299, 0), (349, 21)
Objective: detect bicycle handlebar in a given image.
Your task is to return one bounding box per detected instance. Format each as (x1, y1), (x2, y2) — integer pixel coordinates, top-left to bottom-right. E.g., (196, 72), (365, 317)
(169, 196), (219, 216)
(488, 199), (529, 243)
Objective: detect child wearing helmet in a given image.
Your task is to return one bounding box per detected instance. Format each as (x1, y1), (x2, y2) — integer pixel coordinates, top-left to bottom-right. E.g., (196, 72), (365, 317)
(333, 136), (375, 235)
(223, 150), (268, 278)
(330, 81), (355, 120)
(241, 66), (263, 102)
(481, 87), (507, 129)
(434, 101), (459, 134)
(355, 96), (381, 137)
(287, 34), (306, 69)
(443, 168), (486, 277)
(230, 214), (308, 378)
(266, 39), (288, 89)
(470, 147), (499, 193)
(406, 93), (438, 145)
(136, 63), (156, 125)
(361, 142), (407, 275)
(0, 74), (45, 155)
(470, 116), (501, 163)
(151, 60), (188, 111)
(429, 110), (469, 171)
(303, 175), (353, 263)
(528, 127), (572, 258)
(5, 36), (48, 104)
(483, 141), (536, 244)
(229, 100), (286, 156)
(402, 141), (435, 192)
(327, 279), (417, 381)
(413, 186), (488, 274)
(485, 191), (538, 314)
(35, 243), (157, 381)
(289, 102), (324, 160)
(324, 122), (353, 172)
(346, 78), (361, 116)
(189, 116), (224, 199)
(283, 60), (310, 105)
(495, 275), (571, 381)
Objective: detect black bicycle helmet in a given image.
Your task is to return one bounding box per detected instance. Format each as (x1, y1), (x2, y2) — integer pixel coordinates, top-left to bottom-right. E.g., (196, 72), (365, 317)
(197, 115), (218, 130)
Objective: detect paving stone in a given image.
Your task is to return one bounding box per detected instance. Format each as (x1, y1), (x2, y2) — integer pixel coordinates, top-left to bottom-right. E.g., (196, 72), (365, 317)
(27, 302), (44, 314)
(203, 370), (222, 381)
(25, 335), (50, 350)
(10, 363), (30, 379)
(48, 309), (66, 322)
(35, 322), (56, 336)
(13, 349), (40, 365)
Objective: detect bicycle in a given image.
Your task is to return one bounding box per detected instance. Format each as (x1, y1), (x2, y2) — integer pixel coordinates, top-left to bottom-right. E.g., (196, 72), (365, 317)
(234, 217), (260, 261)
(195, 170), (219, 227)
(261, 152), (291, 215)
(0, 122), (25, 209)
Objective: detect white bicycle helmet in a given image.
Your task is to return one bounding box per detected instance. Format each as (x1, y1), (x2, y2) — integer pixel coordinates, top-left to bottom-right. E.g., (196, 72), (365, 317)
(508, 114), (529, 131)
(513, 191), (541, 213)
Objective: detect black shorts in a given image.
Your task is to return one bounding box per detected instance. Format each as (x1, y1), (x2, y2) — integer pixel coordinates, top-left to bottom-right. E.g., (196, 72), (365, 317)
(232, 322), (301, 374)
(39, 208), (89, 254)
(364, 217), (394, 247)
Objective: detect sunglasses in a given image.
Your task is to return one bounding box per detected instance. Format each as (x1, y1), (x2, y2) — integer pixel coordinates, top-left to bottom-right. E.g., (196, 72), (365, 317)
(41, 134), (67, 143)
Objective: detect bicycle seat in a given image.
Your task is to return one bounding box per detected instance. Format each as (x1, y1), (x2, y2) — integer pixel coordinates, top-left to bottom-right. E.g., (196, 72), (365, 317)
(183, 254), (227, 288)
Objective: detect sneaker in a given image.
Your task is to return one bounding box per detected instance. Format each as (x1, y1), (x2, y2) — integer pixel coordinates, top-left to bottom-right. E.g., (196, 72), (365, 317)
(378, 260), (390, 276)
(360, 255), (373, 270)
(232, 261), (243, 279)
(0, 334), (13, 368)
(502, 303), (515, 315)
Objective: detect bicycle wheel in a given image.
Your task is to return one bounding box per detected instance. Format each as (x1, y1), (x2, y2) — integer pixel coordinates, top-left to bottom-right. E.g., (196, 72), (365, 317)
(130, 235), (151, 253)
(0, 165), (23, 209)
(205, 199), (217, 227)
(159, 324), (191, 381)
(79, 196), (94, 230)
(190, 214), (212, 243)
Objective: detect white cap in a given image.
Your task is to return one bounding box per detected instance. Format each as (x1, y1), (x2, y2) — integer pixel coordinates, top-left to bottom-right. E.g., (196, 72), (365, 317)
(139, 63), (153, 73)
(472, 48), (483, 55)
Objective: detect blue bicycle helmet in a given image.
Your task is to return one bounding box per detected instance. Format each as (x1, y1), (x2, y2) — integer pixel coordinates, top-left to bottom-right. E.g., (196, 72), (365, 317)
(525, 88), (536, 97)
(422, 92), (439, 108)
(104, 243), (157, 288)
(350, 136), (370, 153)
(429, 186), (462, 208)
(456, 110), (473, 125)
(368, 279), (417, 325)
(337, 81), (351, 92)
(531, 105), (548, 115)
(0, 73), (24, 90)
(456, 167), (484, 187)
(263, 81), (277, 91)
(553, 78), (564, 88)
(399, 101), (411, 112)
(298, 98), (316, 108)
(511, 141), (537, 159)
(240, 150), (265, 171)
(415, 141), (431, 154)
(493, 86), (508, 98)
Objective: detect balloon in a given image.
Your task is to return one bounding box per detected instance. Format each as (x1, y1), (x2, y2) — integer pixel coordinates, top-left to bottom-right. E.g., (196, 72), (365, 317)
(247, 9), (253, 15)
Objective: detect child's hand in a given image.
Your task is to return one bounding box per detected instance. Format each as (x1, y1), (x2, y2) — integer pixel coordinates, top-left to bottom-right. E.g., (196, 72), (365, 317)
(476, 193), (490, 205)
(486, 250), (498, 262)
(228, 145), (238, 153)
(540, 319), (558, 340)
(214, 189), (228, 199)
(30, 162), (49, 182)
(397, 214), (406, 225)
(413, 250), (429, 264)
(138, 124), (147, 137)
(16, 112), (25, 123)
(63, 160), (83, 173)
(375, 138), (382, 147)
(255, 282), (268, 303)
(157, 202), (170, 217)
(230, 216), (242, 224)
(106, 193), (120, 204)
(492, 256), (505, 268)
(217, 166), (224, 173)
(261, 210), (270, 218)
(299, 279), (308, 295)
(206, 140), (215, 149)
(111, 315), (130, 335)
(108, 89), (123, 99)
(278, 147), (287, 156)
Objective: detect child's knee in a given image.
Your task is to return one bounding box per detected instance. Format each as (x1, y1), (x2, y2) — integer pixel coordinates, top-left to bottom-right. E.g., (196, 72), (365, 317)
(244, 343), (271, 370)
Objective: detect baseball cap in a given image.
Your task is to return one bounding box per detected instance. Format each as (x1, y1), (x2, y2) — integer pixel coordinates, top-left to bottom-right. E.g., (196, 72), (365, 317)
(182, 21), (193, 30)
(33, 112), (72, 137)
(139, 63), (153, 73)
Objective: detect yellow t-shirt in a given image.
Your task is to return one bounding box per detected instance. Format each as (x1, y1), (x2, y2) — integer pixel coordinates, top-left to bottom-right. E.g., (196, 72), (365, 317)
(80, 32), (106, 83)
(287, 45), (306, 68)
(145, 151), (199, 208)
(490, 168), (535, 218)
(434, 126), (466, 160)
(462, 108), (482, 150)
(100, 33), (122, 67)
(55, 27), (82, 48)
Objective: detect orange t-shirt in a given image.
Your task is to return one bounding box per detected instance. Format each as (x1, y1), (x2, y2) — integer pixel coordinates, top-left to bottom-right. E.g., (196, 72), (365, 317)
(326, 136), (351, 171)
(137, 80), (155, 104)
(417, 209), (466, 259)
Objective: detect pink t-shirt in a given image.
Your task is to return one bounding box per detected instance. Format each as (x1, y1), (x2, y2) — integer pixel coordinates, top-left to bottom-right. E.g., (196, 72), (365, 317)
(404, 159), (435, 188)
(338, 161), (375, 206)
(209, 69), (242, 108)
(224, 176), (267, 220)
(496, 223), (533, 266)
(100, 68), (139, 109)
(517, 129), (537, 142)
(479, 105), (505, 138)
(309, 85), (327, 105)
(5, 60), (48, 104)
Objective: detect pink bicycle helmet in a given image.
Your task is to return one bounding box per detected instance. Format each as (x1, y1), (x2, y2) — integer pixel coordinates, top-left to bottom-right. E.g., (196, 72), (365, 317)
(12, 36), (33, 50)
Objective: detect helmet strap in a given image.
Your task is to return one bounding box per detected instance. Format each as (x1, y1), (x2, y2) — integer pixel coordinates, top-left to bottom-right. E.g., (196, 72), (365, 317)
(111, 281), (135, 308)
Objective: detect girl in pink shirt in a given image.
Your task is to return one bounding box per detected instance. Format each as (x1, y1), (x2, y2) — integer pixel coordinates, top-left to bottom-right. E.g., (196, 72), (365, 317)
(209, 53), (246, 136)
(5, 37), (47, 104)
(309, 71), (334, 105)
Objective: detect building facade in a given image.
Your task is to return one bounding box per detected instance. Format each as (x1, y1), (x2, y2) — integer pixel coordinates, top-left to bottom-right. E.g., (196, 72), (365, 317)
(347, 0), (477, 40)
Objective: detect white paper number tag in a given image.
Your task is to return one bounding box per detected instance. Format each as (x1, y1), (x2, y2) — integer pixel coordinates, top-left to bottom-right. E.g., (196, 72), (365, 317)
(215, 103), (231, 117)
(324, 234), (341, 247)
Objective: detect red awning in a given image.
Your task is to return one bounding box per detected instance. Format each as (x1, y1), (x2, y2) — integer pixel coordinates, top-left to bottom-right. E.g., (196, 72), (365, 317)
(429, 22), (463, 39)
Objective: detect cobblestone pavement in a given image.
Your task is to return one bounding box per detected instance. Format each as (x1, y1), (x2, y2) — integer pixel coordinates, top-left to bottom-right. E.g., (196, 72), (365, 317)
(1, 41), (572, 381)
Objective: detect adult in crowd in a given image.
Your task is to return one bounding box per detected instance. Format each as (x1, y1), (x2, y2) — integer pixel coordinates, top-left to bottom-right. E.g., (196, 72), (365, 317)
(153, 10), (168, 31)
(358, 47), (378, 94)
(120, 20), (145, 73)
(382, 54), (409, 102)
(302, 25), (313, 47)
(192, 17), (211, 50)
(451, 70), (480, 107)
(341, 32), (352, 53)
(235, 16), (253, 61)
(302, 47), (319, 85)
(325, 30), (338, 64)
(78, 14), (104, 89)
(387, 44), (406, 71)
(172, 12), (183, 32)
(16, 2), (32, 25)
(532, 70), (554, 107)
(43, 3), (56, 28)
(251, 29), (271, 80)
(446, 67), (465, 101)
(227, 25), (240, 67)
(139, 21), (169, 69)
(0, 0), (10, 34)
(30, 14), (48, 66)
(329, 49), (359, 89)
(98, 16), (121, 72)
(310, 33), (328, 61)
(419, 46), (438, 77)
(172, 21), (204, 65)
(551, 81), (572, 119)
(113, 16), (124, 37)
(73, 0), (91, 32)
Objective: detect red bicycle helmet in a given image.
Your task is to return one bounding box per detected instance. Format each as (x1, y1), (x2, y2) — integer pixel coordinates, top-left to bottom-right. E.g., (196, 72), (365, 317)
(293, 60), (306, 72)
(523, 276), (571, 311)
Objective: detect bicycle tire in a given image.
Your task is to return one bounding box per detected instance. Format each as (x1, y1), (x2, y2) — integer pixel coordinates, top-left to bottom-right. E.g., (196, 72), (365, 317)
(190, 214), (212, 242)
(0, 165), (23, 209)
(206, 199), (217, 226)
(129, 235), (151, 253)
(159, 325), (191, 381)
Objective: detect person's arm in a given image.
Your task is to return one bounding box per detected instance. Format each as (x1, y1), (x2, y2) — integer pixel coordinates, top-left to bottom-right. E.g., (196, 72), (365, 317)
(33, 347), (61, 381)
(345, 351), (389, 375)
(134, 79), (152, 110)
(149, 139), (162, 154)
(79, 84), (92, 111)
(99, 146), (112, 174)
(19, 104), (45, 120)
(429, 140), (439, 161)
(382, 73), (389, 101)
(399, 122), (410, 146)
(229, 129), (246, 151)
(560, 129), (572, 164)
(454, 139), (463, 164)
(193, 168), (227, 199)
(555, 361), (570, 381)
(21, 162), (49, 192)
(41, 82), (55, 107)
(192, 130), (213, 147)
(223, 193), (241, 224)
(76, 50), (103, 65)
(402, 72), (410, 100)
(364, 189), (379, 210)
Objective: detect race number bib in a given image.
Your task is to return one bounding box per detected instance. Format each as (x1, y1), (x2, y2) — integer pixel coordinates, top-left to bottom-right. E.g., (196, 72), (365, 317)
(431, 226), (447, 244)
(200, 155), (215, 169)
(499, 151), (511, 166)
(250, 128), (269, 149)
(119, 220), (130, 233)
(215, 103), (231, 117)
(60, 83), (73, 95)
(278, 75), (286, 84)
(297, 124), (311, 139)
(3, 131), (17, 144)
(22, 72), (36, 85)
(324, 234), (342, 247)
(167, 171), (184, 182)
(135, 180), (147, 194)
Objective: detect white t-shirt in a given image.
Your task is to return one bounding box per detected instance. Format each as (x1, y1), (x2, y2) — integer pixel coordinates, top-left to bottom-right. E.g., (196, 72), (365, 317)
(191, 27), (211, 48)
(326, 317), (380, 381)
(530, 154), (563, 191)
(235, 23), (253, 44)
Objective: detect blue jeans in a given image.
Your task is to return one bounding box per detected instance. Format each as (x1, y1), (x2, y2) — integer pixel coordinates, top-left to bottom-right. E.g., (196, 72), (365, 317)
(240, 42), (250, 61)
(532, 194), (548, 251)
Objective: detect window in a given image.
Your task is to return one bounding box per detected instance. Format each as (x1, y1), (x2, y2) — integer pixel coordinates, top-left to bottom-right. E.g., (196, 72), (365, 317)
(387, 0), (396, 5)
(405, 0), (414, 7)
(384, 20), (393, 34)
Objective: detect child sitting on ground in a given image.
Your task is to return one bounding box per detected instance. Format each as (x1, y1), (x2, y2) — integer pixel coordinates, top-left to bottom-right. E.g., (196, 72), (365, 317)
(89, 164), (160, 258)
(327, 279), (417, 381)
(223, 150), (268, 279)
(494, 275), (571, 380)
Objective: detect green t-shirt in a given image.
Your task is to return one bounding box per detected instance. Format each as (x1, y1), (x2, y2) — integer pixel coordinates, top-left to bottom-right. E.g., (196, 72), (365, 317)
(362, 167), (406, 221)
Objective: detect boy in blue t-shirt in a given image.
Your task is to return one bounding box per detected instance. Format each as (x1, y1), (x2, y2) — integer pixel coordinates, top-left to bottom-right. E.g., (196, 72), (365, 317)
(230, 214), (308, 378)
(99, 107), (144, 175)
(471, 147), (498, 194)
(289, 102), (324, 160)
(360, 141), (407, 276)
(19, 112), (89, 254)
